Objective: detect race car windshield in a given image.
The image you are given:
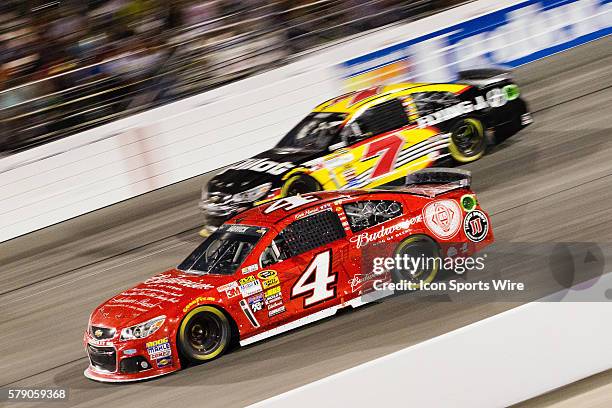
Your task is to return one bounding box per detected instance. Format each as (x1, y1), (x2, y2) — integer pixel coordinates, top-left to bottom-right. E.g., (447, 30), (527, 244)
(178, 225), (267, 275)
(277, 112), (347, 150)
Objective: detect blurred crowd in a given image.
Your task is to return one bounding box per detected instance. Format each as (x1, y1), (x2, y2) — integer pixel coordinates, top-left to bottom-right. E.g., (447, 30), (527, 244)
(0, 0), (464, 153)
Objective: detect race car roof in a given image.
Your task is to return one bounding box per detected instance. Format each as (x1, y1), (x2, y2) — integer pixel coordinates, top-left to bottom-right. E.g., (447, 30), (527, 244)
(229, 191), (363, 226)
(312, 83), (470, 114)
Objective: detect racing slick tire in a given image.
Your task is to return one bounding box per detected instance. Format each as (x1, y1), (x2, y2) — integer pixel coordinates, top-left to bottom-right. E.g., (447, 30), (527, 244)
(281, 174), (322, 197)
(448, 117), (486, 163)
(177, 306), (232, 364)
(392, 235), (440, 289)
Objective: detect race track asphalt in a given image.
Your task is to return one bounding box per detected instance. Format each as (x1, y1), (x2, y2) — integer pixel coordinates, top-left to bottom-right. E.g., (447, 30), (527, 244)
(1, 36), (611, 408)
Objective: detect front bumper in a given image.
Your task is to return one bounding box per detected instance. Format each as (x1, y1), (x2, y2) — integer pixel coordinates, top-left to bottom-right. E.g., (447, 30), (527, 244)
(83, 329), (180, 383)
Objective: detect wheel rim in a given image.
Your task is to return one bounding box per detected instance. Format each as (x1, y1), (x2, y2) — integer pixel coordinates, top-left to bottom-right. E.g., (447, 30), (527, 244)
(452, 120), (484, 156)
(186, 314), (223, 354)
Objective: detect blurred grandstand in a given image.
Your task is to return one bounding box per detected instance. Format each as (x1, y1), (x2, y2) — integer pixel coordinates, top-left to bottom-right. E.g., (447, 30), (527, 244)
(0, 0), (466, 154)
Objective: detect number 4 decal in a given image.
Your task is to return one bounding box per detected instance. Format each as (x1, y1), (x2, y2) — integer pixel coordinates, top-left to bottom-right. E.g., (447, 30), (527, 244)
(291, 250), (337, 308)
(363, 134), (404, 179)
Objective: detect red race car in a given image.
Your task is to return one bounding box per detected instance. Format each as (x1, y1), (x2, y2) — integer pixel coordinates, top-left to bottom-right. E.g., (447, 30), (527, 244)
(84, 168), (493, 382)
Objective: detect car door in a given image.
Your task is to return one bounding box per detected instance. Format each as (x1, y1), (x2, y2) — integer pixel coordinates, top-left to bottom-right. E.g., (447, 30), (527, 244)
(258, 209), (350, 324)
(340, 198), (404, 298)
(331, 98), (438, 190)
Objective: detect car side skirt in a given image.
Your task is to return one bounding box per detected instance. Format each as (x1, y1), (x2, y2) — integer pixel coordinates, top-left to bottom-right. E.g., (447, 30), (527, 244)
(239, 287), (394, 346)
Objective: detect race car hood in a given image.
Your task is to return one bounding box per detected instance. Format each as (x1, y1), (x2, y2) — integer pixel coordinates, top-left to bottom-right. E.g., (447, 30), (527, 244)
(90, 269), (227, 328)
(208, 147), (323, 194)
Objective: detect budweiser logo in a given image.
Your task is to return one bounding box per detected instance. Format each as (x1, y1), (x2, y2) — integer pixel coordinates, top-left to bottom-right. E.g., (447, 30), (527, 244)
(348, 271), (379, 292)
(349, 215), (422, 249)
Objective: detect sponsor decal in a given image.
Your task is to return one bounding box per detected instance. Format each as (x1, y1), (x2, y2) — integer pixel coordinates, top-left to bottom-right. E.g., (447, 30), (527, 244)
(239, 275), (256, 285)
(89, 338), (113, 347)
(217, 281), (240, 299)
(217, 281), (238, 291)
(230, 158), (295, 175)
(145, 274), (214, 290)
(264, 286), (285, 316)
(225, 287), (240, 298)
(157, 357), (173, 368)
(102, 303), (148, 313)
(266, 293), (283, 309)
(265, 285), (281, 298)
(268, 305), (286, 317)
(146, 337), (171, 360)
(239, 279), (263, 297)
(228, 225), (250, 233)
(109, 296), (164, 310)
(294, 204), (332, 220)
(241, 264), (258, 274)
(264, 194), (319, 214)
(262, 275), (280, 290)
(117, 288), (182, 304)
(350, 215), (422, 248)
(257, 270), (277, 280)
(247, 293), (265, 312)
(416, 89), (511, 128)
(182, 296), (216, 312)
(463, 210), (489, 242)
(348, 271), (379, 293)
(422, 200), (462, 240)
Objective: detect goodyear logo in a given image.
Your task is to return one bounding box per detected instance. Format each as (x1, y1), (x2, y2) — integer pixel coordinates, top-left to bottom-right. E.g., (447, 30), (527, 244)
(183, 296), (216, 312)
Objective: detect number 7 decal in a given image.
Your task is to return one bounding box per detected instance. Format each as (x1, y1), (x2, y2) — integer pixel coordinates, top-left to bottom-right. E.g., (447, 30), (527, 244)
(363, 134), (404, 179)
(291, 250), (337, 308)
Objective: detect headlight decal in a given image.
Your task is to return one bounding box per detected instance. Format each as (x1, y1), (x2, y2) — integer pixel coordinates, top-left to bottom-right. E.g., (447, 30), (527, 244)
(120, 316), (166, 341)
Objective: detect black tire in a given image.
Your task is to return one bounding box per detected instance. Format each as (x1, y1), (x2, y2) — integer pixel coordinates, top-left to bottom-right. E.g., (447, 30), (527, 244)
(392, 235), (440, 289)
(449, 117), (486, 163)
(177, 306), (232, 364)
(282, 174), (322, 196)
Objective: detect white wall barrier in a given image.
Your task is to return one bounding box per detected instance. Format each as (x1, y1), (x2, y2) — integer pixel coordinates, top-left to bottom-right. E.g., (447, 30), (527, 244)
(249, 273), (612, 407)
(1, 0), (609, 242)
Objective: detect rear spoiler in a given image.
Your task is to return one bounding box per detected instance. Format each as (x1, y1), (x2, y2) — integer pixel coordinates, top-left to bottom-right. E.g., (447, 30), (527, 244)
(400, 168), (471, 198)
(457, 67), (513, 88)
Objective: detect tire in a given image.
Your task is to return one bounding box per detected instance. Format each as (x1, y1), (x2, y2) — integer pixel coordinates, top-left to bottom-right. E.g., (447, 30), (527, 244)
(392, 235), (440, 289)
(448, 117), (486, 163)
(177, 306), (232, 364)
(281, 174), (322, 197)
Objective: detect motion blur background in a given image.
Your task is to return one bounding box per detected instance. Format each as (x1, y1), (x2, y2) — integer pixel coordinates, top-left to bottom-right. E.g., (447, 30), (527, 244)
(0, 0), (465, 154)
